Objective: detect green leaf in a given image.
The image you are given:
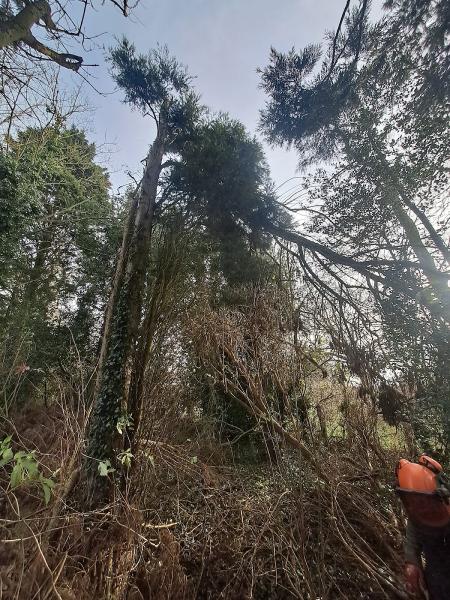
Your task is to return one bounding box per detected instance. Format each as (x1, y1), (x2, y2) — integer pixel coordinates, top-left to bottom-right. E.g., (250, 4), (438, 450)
(116, 414), (134, 434)
(1, 435), (12, 450)
(98, 460), (114, 477)
(40, 477), (55, 489)
(20, 456), (39, 479)
(190, 456), (198, 464)
(98, 461), (109, 477)
(41, 481), (52, 505)
(0, 447), (13, 467)
(118, 449), (133, 468)
(10, 463), (23, 489)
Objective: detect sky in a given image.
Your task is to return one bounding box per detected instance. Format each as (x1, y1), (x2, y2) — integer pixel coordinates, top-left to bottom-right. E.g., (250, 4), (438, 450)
(63, 0), (384, 192)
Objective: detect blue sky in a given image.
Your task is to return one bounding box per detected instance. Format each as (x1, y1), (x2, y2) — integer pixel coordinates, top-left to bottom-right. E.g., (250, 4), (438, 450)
(64, 0), (383, 191)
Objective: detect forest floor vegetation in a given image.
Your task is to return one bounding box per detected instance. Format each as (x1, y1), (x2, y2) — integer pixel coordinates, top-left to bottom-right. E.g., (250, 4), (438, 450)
(0, 388), (413, 599)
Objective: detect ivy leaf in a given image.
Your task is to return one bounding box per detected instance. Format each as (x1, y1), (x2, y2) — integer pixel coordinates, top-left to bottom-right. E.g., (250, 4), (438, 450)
(98, 461), (109, 477)
(117, 414), (134, 434)
(118, 449), (133, 468)
(98, 460), (114, 477)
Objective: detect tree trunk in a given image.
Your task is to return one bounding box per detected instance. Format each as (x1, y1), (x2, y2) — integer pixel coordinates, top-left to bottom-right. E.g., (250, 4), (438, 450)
(401, 196), (450, 264)
(127, 270), (163, 450)
(128, 228), (181, 450)
(0, 1), (51, 48)
(389, 198), (450, 316)
(83, 116), (167, 505)
(350, 131), (450, 319)
(93, 193), (139, 400)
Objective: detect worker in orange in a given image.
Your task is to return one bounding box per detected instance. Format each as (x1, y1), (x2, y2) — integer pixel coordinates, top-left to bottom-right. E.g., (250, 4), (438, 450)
(395, 455), (450, 599)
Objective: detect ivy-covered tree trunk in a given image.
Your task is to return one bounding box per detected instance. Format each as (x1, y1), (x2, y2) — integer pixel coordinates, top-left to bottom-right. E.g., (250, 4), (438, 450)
(84, 116), (167, 504)
(127, 270), (162, 450)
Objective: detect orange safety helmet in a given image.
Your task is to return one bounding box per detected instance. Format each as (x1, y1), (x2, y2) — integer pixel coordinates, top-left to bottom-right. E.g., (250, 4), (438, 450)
(395, 455), (450, 528)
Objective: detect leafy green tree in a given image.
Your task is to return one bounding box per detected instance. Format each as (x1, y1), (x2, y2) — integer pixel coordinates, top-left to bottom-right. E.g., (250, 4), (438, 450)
(259, 0), (450, 448)
(0, 125), (114, 411)
(165, 115), (294, 447)
(169, 115), (288, 288)
(259, 0), (449, 313)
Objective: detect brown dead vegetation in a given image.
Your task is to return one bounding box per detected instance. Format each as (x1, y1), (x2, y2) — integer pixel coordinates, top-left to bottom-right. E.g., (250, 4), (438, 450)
(0, 292), (417, 599)
(0, 381), (412, 600)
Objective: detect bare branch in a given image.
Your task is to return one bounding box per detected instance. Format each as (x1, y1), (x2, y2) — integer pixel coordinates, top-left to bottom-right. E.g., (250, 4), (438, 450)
(22, 32), (83, 71)
(0, 0), (54, 48)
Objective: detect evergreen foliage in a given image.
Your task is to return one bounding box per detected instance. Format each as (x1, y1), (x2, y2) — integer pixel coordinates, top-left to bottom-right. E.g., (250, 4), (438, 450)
(259, 0), (450, 450)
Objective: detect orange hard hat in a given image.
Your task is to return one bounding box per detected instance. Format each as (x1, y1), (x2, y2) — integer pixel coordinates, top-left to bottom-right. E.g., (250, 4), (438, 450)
(395, 455), (450, 528)
(396, 455), (442, 492)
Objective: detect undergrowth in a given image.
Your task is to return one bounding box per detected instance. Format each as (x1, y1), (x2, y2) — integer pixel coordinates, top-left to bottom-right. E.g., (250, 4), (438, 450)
(0, 388), (413, 600)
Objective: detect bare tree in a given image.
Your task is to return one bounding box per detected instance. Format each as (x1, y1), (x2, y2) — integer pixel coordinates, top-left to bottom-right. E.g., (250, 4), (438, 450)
(0, 0), (134, 70)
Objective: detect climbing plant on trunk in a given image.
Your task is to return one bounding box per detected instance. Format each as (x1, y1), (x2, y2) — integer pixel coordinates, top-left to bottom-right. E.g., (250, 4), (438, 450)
(84, 40), (201, 503)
